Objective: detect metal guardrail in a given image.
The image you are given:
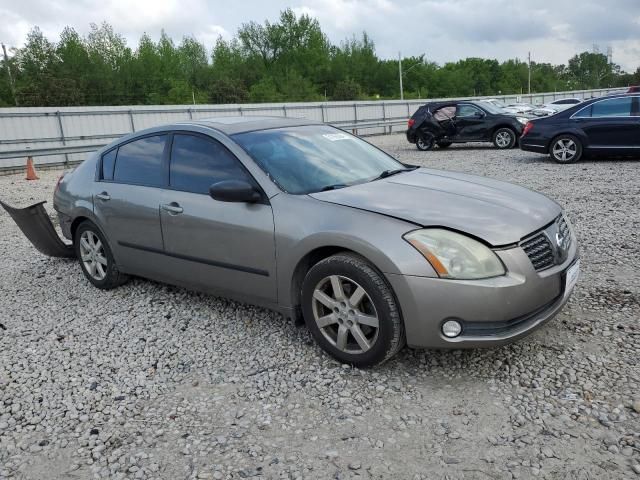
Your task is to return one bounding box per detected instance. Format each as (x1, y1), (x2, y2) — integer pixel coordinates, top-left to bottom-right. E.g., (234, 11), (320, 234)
(0, 118), (407, 164)
(0, 87), (627, 171)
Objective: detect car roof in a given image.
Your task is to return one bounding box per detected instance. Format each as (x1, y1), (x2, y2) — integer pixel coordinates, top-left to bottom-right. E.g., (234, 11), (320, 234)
(176, 115), (322, 135)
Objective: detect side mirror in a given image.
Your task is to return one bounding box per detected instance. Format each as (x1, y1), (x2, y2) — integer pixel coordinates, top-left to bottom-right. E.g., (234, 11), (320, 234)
(474, 111), (485, 118)
(209, 180), (262, 203)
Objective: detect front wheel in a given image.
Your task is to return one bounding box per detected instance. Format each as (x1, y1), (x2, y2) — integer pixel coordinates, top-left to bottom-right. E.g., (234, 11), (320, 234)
(549, 135), (582, 163)
(493, 128), (516, 149)
(416, 135), (435, 151)
(301, 253), (405, 367)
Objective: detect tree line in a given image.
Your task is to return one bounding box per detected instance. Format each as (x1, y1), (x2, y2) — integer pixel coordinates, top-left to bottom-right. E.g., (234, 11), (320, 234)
(1, 9), (638, 107)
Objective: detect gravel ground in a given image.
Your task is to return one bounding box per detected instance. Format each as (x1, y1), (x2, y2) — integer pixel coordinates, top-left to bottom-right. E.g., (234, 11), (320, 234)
(1, 136), (639, 480)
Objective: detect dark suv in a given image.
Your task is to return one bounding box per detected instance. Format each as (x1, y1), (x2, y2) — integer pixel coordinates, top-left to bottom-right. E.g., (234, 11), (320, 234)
(406, 101), (528, 151)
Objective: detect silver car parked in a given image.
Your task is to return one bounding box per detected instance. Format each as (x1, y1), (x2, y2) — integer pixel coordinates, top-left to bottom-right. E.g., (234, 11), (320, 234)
(45, 116), (579, 366)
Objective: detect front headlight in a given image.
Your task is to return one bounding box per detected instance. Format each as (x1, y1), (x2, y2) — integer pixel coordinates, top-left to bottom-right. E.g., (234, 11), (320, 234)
(516, 117), (529, 124)
(404, 229), (505, 279)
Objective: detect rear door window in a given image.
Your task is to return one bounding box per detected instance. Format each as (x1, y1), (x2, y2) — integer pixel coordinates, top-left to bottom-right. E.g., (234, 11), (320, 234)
(113, 135), (167, 187)
(169, 133), (252, 194)
(591, 97), (632, 117)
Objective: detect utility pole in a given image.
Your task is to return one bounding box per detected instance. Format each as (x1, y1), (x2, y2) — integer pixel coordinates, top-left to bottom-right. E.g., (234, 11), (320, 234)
(398, 51), (403, 101)
(1, 43), (18, 106)
(527, 51), (531, 95)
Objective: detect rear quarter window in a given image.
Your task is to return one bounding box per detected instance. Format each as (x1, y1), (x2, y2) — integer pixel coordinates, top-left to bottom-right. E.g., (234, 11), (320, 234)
(101, 149), (117, 181)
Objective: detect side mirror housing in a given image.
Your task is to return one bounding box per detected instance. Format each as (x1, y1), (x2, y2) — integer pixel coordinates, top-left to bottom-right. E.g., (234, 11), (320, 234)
(209, 180), (262, 203)
(474, 111), (485, 118)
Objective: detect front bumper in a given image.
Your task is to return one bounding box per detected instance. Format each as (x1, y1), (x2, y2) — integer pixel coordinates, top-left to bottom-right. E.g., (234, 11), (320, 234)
(386, 241), (579, 349)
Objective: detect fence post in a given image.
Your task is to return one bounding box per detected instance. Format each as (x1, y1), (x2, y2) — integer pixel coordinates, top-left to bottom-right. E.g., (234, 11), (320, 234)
(239, 106), (243, 116)
(321, 104), (326, 123)
(187, 108), (193, 119)
(353, 103), (358, 136)
(128, 110), (136, 132)
(55, 111), (69, 166)
(283, 105), (287, 117)
(382, 103), (388, 134)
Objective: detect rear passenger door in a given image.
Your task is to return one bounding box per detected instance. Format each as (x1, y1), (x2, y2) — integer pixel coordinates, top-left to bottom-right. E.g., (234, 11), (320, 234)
(93, 134), (169, 278)
(159, 132), (277, 304)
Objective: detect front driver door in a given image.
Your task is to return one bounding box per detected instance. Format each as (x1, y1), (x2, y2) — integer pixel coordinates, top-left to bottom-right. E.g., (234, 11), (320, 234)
(454, 104), (488, 140)
(159, 132), (277, 304)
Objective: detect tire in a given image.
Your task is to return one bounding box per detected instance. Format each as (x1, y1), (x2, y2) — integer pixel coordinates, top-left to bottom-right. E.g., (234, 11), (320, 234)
(74, 221), (128, 289)
(549, 134), (582, 164)
(416, 134), (435, 151)
(492, 127), (516, 149)
(437, 141), (452, 149)
(301, 253), (405, 367)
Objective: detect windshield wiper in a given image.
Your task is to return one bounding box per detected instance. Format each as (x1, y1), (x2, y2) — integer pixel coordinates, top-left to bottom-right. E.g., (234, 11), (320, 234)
(372, 166), (418, 181)
(319, 183), (348, 192)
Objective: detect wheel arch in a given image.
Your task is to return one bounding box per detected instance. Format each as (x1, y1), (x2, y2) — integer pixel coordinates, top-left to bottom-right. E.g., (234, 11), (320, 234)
(491, 124), (518, 137)
(69, 213), (122, 266)
(287, 239), (410, 320)
(546, 129), (587, 151)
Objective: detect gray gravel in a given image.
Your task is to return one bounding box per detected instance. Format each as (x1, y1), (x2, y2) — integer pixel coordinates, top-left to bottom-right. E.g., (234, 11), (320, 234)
(1, 136), (639, 479)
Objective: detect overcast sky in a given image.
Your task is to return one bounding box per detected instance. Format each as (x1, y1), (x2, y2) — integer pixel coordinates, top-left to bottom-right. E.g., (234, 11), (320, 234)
(1, 0), (639, 71)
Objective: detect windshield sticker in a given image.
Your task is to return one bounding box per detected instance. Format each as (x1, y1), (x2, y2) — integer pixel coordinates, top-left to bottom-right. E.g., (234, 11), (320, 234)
(322, 133), (352, 141)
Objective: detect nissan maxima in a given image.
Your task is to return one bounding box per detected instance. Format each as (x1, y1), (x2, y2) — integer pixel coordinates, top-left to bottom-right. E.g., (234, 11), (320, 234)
(4, 117), (580, 366)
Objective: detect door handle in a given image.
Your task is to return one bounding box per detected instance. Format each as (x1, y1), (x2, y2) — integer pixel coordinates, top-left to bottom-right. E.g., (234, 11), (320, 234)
(161, 202), (183, 214)
(96, 192), (110, 201)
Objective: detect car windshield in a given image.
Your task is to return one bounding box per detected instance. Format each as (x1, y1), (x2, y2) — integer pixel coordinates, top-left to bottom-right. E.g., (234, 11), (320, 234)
(232, 125), (405, 194)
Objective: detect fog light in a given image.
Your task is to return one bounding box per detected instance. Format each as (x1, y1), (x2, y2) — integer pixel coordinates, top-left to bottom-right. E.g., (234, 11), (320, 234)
(442, 320), (462, 338)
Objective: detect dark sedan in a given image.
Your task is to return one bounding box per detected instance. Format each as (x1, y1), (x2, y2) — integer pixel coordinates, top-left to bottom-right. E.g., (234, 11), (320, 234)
(406, 101), (528, 151)
(520, 94), (640, 163)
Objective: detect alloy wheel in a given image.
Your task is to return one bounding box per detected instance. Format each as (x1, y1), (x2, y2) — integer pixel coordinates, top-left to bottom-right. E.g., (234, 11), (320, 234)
(79, 230), (108, 281)
(552, 138), (577, 162)
(311, 275), (379, 354)
(495, 131), (513, 148)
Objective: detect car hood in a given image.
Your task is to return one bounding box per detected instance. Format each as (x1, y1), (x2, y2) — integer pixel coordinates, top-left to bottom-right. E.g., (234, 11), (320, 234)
(309, 168), (562, 246)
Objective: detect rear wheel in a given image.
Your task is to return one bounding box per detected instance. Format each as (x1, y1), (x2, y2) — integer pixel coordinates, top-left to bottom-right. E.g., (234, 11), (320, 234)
(74, 221), (128, 289)
(437, 141), (452, 149)
(416, 135), (435, 151)
(492, 128), (516, 149)
(549, 135), (582, 163)
(301, 253), (405, 367)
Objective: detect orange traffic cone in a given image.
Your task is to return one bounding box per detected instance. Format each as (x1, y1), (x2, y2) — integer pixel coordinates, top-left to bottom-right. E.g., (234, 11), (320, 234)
(25, 156), (39, 181)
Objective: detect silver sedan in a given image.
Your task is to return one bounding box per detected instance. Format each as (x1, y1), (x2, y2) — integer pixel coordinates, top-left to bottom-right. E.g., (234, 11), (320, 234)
(17, 116), (579, 366)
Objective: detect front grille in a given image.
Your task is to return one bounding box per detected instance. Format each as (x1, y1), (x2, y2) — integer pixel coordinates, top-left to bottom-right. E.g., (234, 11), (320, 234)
(520, 215), (573, 272)
(521, 233), (554, 271)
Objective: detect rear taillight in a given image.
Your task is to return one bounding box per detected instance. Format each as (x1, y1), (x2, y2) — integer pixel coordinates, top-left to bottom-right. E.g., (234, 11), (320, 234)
(522, 122), (534, 137)
(408, 118), (415, 128)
